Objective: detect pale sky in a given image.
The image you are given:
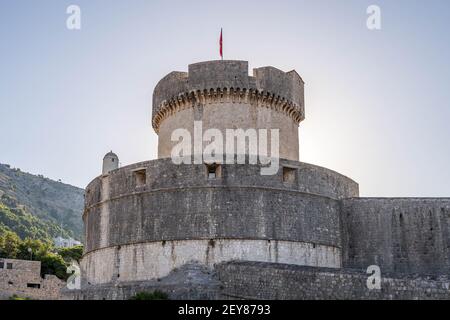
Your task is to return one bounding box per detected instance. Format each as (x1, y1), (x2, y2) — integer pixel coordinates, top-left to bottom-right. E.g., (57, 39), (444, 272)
(0, 0), (449, 197)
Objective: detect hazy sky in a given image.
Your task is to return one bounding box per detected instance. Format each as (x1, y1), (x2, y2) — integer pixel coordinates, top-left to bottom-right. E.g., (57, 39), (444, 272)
(0, 0), (449, 196)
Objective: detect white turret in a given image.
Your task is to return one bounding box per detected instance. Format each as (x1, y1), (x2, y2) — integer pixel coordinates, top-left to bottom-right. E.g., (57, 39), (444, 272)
(102, 151), (119, 175)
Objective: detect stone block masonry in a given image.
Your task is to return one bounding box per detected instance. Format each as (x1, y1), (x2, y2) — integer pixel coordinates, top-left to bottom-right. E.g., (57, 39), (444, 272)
(341, 198), (450, 275)
(64, 260), (450, 300)
(81, 240), (341, 284)
(0, 258), (65, 300)
(73, 60), (450, 300)
(216, 261), (450, 300)
(152, 61), (305, 161)
(81, 158), (357, 286)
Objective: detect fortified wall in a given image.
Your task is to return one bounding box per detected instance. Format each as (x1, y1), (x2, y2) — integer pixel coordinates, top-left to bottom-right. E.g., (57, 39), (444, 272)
(217, 261), (450, 300)
(82, 158), (357, 284)
(341, 198), (450, 275)
(70, 60), (450, 300)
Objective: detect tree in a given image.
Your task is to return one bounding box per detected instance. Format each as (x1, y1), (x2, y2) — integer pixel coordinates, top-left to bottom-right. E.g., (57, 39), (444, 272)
(18, 239), (68, 280)
(39, 252), (68, 280)
(0, 231), (21, 258)
(0, 232), (69, 280)
(57, 245), (83, 264)
(17, 238), (51, 261)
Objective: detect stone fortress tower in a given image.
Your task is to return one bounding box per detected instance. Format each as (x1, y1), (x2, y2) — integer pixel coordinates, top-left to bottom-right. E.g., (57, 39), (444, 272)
(153, 61), (304, 161)
(71, 61), (450, 300)
(102, 151), (119, 175)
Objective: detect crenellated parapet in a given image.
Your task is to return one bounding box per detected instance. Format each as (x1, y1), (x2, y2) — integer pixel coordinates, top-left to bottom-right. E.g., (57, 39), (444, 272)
(152, 60), (305, 133)
(152, 87), (305, 133)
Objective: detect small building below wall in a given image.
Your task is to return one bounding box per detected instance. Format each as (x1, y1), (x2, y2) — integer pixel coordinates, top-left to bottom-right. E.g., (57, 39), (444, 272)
(53, 236), (82, 248)
(0, 258), (65, 300)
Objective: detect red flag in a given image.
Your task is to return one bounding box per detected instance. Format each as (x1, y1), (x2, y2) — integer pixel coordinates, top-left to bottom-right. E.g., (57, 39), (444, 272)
(219, 28), (223, 60)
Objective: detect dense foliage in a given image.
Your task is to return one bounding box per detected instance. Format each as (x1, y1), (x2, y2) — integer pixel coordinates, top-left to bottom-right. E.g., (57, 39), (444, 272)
(0, 201), (71, 241)
(0, 163), (85, 281)
(0, 230), (82, 281)
(9, 294), (31, 300)
(0, 163), (84, 240)
(129, 290), (169, 300)
(57, 245), (83, 264)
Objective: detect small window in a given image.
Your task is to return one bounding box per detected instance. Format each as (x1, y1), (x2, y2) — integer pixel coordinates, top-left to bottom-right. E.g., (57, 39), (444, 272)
(282, 167), (296, 184)
(6, 263), (12, 269)
(27, 283), (40, 289)
(134, 169), (147, 187)
(8, 281), (13, 285)
(208, 168), (216, 179)
(0, 262), (4, 269)
(206, 163), (222, 180)
(112, 158), (115, 162)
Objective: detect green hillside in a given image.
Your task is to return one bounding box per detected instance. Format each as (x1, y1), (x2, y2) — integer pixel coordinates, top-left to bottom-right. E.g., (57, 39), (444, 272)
(0, 202), (72, 242)
(0, 163), (84, 241)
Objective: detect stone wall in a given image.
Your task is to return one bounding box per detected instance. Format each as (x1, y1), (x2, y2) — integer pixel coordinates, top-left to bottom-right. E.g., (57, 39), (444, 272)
(81, 159), (358, 285)
(157, 102), (300, 161)
(64, 261), (450, 300)
(152, 60), (305, 124)
(62, 263), (221, 300)
(85, 158), (358, 208)
(81, 240), (340, 285)
(0, 258), (65, 300)
(95, 188), (341, 248)
(83, 158), (358, 254)
(151, 60), (305, 161)
(341, 198), (450, 276)
(216, 261), (450, 300)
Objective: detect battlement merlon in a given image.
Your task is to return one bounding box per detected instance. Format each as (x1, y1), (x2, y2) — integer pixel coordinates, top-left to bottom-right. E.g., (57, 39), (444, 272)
(151, 60), (305, 132)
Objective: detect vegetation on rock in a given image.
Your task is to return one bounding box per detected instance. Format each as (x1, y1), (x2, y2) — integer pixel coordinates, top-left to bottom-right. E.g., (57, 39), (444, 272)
(0, 230), (83, 281)
(129, 290), (169, 300)
(0, 163), (85, 281)
(0, 163), (84, 240)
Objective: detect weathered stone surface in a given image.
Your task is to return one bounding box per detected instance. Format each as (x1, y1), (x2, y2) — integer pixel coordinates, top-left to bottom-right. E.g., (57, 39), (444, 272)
(63, 263), (220, 300)
(216, 261), (450, 300)
(0, 258), (65, 300)
(152, 60), (305, 123)
(65, 261), (450, 300)
(77, 60), (450, 300)
(81, 240), (341, 285)
(152, 60), (305, 160)
(83, 158), (358, 254)
(341, 198), (450, 275)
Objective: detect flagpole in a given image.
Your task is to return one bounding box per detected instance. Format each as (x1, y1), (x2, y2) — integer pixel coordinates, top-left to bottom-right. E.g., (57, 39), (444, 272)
(220, 28), (223, 60)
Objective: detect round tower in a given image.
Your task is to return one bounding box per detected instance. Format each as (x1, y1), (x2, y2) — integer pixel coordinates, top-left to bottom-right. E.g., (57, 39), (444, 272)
(102, 151), (119, 175)
(152, 60), (305, 161)
(79, 60), (359, 292)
